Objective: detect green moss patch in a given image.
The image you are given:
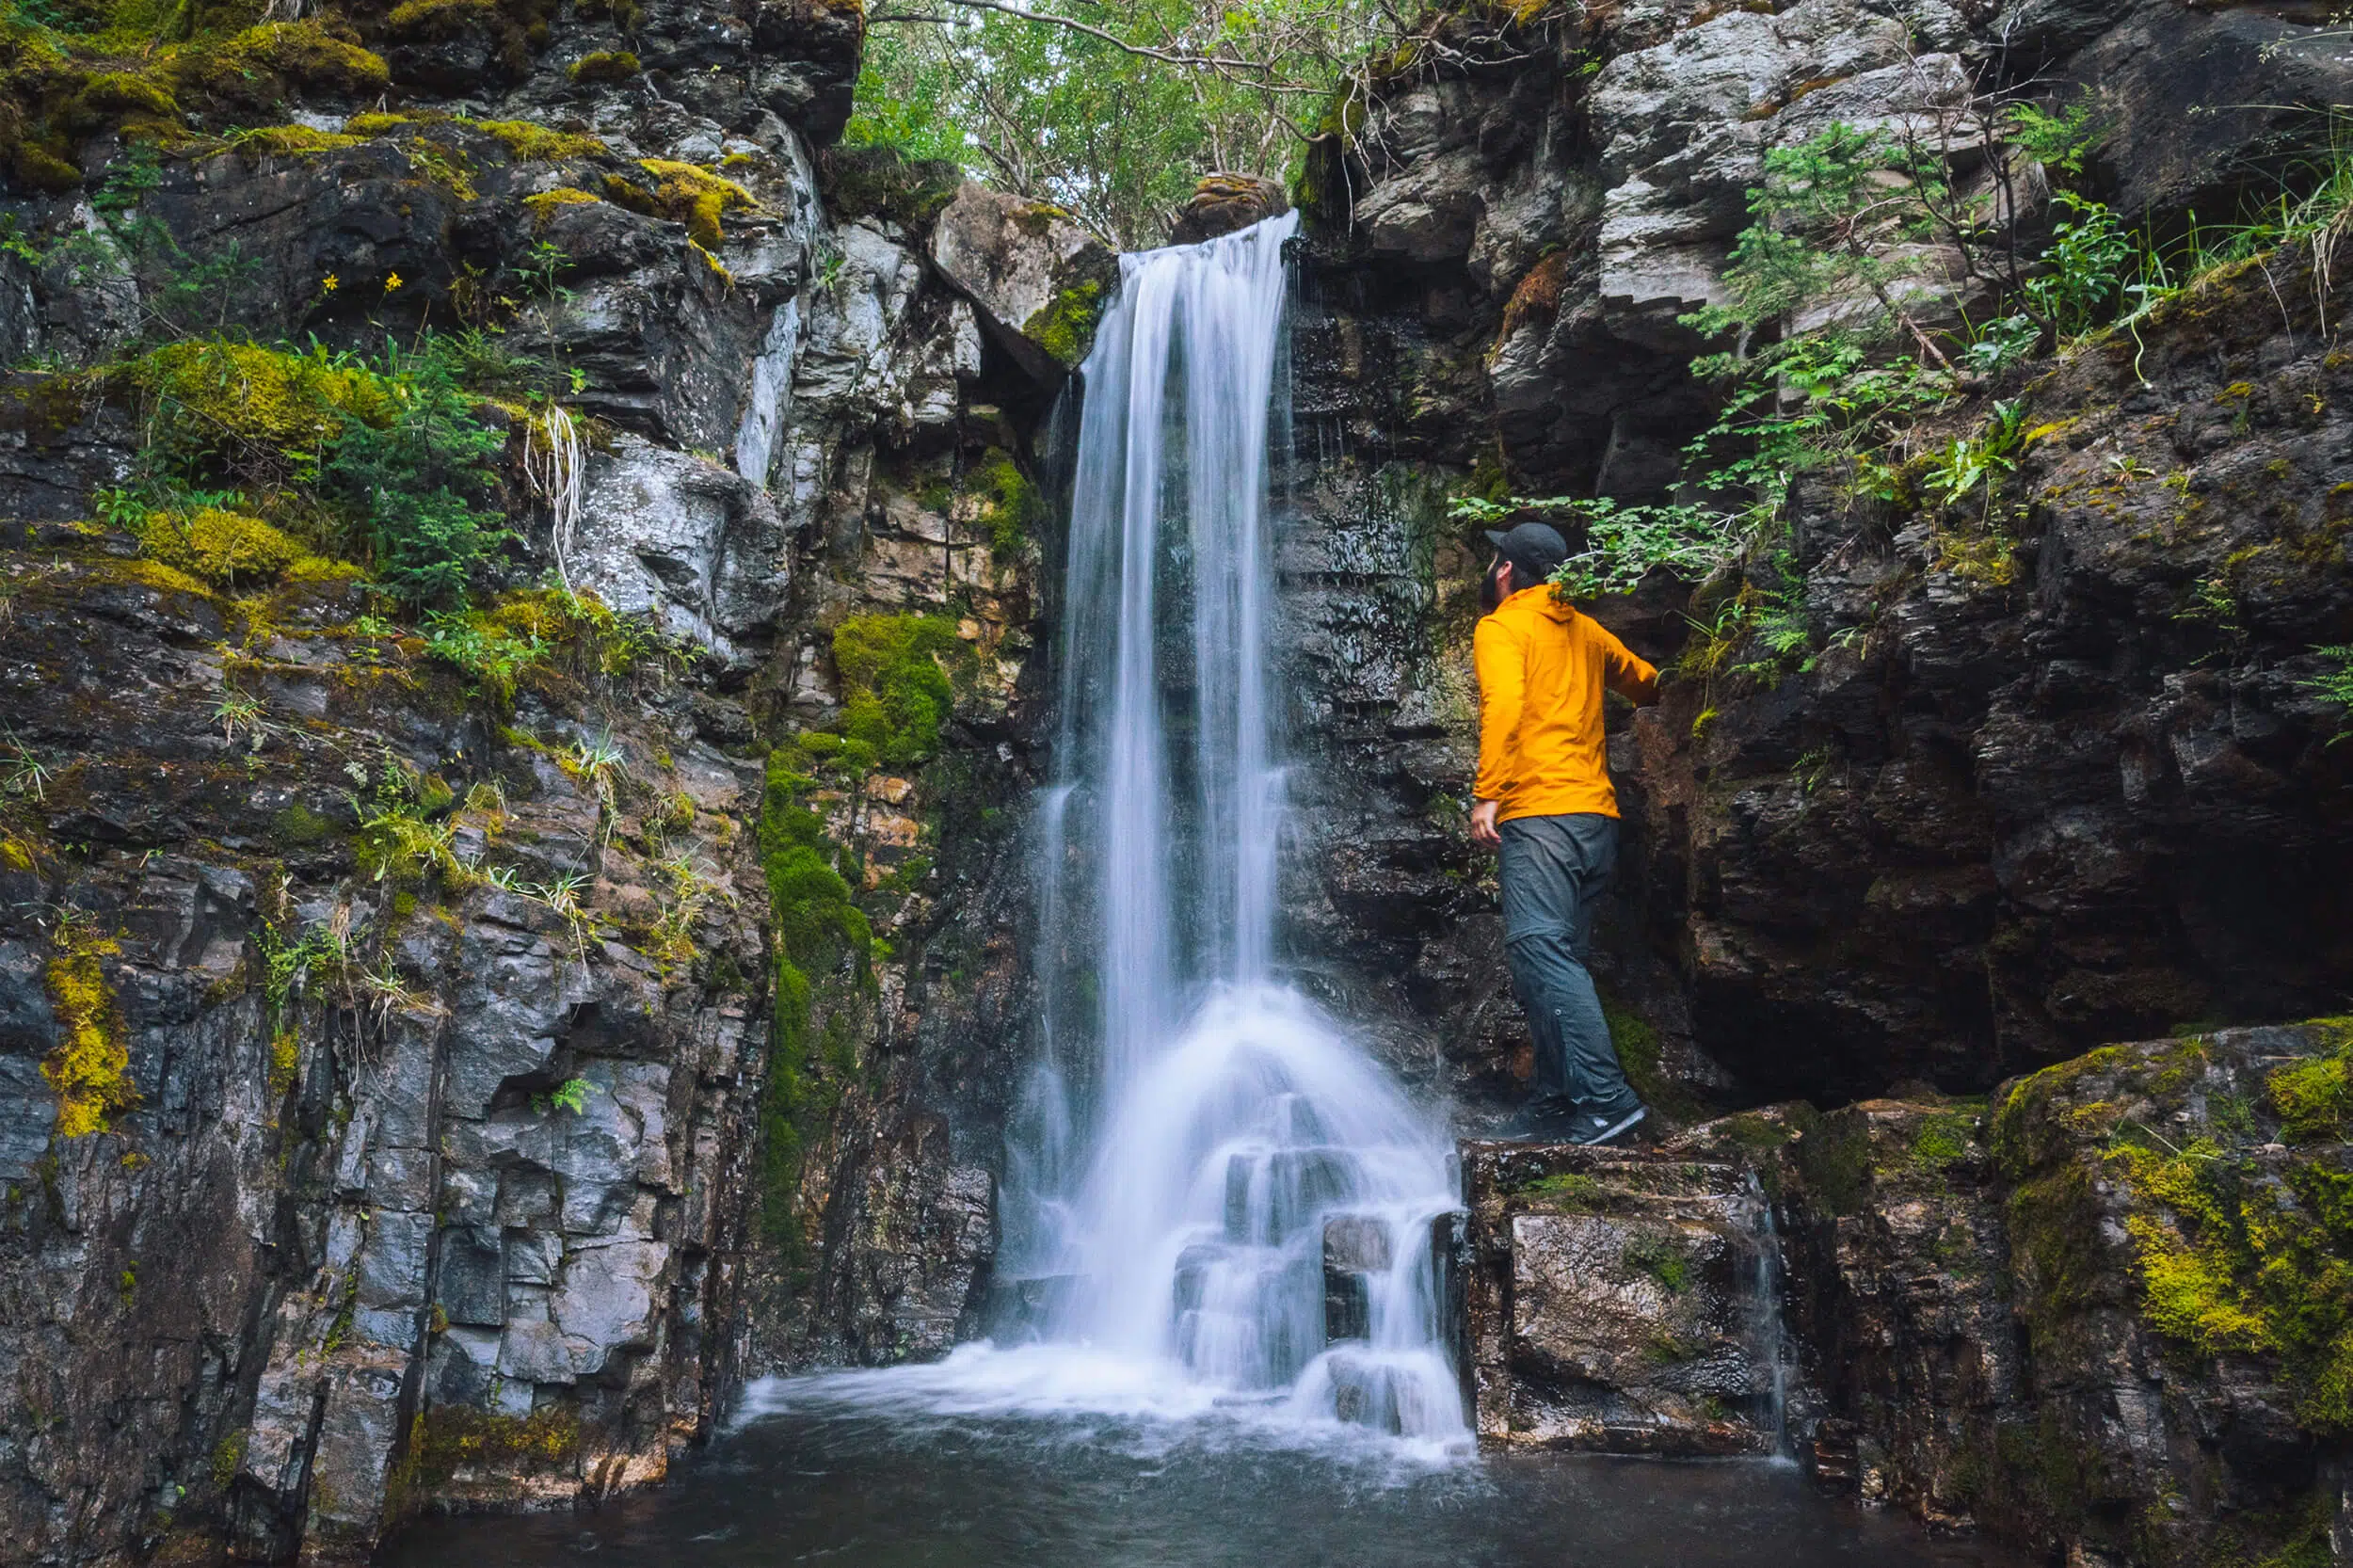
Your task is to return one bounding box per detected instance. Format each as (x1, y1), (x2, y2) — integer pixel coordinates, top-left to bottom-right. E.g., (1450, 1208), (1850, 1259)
(832, 613), (960, 769)
(405, 1404), (579, 1488)
(755, 752), (875, 1255)
(965, 451), (1039, 557)
(568, 48), (639, 82)
(1023, 277), (1103, 370)
(136, 506), (310, 586)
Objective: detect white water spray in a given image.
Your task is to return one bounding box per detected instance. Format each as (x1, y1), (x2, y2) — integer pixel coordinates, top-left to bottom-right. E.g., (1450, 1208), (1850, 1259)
(985, 213), (1465, 1442)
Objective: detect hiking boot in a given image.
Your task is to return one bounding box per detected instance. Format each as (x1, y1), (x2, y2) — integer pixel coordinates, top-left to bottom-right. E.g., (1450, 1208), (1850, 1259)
(1497, 1095), (1584, 1142)
(1572, 1105), (1648, 1147)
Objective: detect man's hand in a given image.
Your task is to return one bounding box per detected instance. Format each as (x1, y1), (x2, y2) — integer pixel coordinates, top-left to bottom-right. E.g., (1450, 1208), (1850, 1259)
(1470, 798), (1502, 847)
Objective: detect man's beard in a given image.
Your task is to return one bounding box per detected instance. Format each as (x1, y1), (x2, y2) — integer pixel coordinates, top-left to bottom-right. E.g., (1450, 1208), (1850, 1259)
(1480, 560), (1511, 612)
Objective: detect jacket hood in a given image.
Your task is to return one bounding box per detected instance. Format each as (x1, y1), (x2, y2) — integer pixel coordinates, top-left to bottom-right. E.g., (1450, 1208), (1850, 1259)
(1508, 584), (1580, 623)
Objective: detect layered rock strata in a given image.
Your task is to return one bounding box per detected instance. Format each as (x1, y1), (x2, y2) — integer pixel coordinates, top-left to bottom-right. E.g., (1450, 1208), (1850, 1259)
(0, 1), (1096, 1560)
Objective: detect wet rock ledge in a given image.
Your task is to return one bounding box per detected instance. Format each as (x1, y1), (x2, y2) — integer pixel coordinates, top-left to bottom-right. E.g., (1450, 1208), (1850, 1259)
(1478, 1022), (2353, 1566)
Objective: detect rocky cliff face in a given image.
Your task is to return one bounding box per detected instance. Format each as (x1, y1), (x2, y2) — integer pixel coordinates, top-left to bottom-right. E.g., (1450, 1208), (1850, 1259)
(1770, 1021), (2353, 1567)
(1283, 0), (2353, 1559)
(1283, 0), (2353, 1106)
(0, 0), (1097, 1559)
(7, 0), (2353, 1558)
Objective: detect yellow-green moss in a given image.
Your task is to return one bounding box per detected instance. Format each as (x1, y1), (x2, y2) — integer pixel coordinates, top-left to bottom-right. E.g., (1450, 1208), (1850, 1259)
(1519, 1171), (1608, 1208)
(126, 338), (389, 456)
(136, 507), (307, 585)
(407, 1404), (579, 1486)
(343, 111), (416, 136)
(271, 800), (331, 846)
(1909, 1109), (1977, 1173)
(116, 558), (217, 598)
(636, 157), (756, 248)
(2272, 1053), (2353, 1143)
(1022, 278), (1103, 369)
(267, 1028), (299, 1098)
(211, 1429), (248, 1490)
(41, 924), (130, 1140)
(523, 184), (600, 228)
(171, 22), (390, 107)
(965, 452), (1038, 557)
(282, 555), (365, 584)
(219, 124), (362, 156)
(832, 613), (959, 768)
(468, 117), (603, 161)
(384, 0), (494, 40)
(77, 71), (177, 117)
(11, 145), (86, 192)
(568, 49), (639, 82)
(756, 749), (875, 1254)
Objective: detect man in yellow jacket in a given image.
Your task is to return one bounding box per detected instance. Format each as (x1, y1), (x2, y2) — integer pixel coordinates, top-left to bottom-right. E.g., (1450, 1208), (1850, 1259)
(1470, 520), (1660, 1144)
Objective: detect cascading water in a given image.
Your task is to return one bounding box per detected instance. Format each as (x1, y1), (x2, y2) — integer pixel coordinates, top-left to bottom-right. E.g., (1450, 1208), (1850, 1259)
(990, 212), (1466, 1442)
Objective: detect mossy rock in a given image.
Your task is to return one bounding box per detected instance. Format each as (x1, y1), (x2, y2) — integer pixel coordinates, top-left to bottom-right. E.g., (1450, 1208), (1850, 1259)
(384, 0), (496, 42)
(820, 143), (962, 232)
(41, 924), (130, 1140)
(1022, 279), (1103, 371)
(568, 49), (639, 82)
(76, 71), (176, 117)
(136, 507), (309, 586)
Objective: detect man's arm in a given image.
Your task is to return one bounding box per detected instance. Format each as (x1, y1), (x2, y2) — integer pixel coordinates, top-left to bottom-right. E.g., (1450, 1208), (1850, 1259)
(1471, 616), (1525, 844)
(1595, 621), (1660, 707)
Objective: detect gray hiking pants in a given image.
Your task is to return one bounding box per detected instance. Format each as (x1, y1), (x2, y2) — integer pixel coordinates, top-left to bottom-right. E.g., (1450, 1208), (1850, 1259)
(1498, 812), (1641, 1117)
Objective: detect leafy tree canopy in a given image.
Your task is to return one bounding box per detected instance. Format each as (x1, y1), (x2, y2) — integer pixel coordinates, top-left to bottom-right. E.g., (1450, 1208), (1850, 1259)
(847, 0), (1545, 248)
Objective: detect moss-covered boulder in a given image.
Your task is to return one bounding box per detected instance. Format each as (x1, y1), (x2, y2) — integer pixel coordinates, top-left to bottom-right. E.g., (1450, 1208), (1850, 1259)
(1775, 1023), (2353, 1566)
(926, 181), (1118, 383)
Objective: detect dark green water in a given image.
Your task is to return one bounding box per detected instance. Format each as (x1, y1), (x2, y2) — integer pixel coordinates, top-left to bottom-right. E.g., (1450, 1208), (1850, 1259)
(380, 1368), (2025, 1568)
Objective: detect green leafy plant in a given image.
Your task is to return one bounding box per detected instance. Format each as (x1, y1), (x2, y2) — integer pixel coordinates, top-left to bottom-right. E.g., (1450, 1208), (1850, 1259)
(2022, 192), (2134, 340)
(2003, 96), (2111, 182)
(320, 339), (510, 606)
(2303, 646), (2353, 744)
(422, 616), (549, 703)
(540, 1077), (593, 1114)
(1450, 492), (1738, 599)
(1920, 398), (2030, 509)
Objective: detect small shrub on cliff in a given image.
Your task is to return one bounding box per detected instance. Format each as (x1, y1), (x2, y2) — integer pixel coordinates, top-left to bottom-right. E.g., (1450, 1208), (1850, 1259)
(316, 339), (509, 606)
(1449, 491), (1736, 600)
(2301, 646), (2353, 744)
(421, 613), (548, 704)
(820, 143), (963, 230)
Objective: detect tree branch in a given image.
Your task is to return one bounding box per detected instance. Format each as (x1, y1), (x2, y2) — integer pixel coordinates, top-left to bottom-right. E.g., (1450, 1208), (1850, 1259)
(873, 0), (1284, 76)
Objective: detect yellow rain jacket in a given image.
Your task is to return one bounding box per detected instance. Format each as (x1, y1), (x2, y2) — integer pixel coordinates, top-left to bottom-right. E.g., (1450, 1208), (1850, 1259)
(1474, 585), (1659, 821)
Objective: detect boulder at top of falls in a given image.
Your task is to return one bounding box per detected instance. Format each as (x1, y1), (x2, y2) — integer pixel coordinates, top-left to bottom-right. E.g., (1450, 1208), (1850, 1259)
(1168, 173), (1290, 246)
(928, 183), (1119, 382)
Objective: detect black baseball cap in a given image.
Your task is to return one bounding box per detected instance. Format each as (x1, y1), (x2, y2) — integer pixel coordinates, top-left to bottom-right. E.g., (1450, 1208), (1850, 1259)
(1484, 520), (1568, 582)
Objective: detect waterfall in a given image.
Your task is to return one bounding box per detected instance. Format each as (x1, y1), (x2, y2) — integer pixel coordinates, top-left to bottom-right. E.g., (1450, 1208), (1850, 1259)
(997, 213), (1466, 1441)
